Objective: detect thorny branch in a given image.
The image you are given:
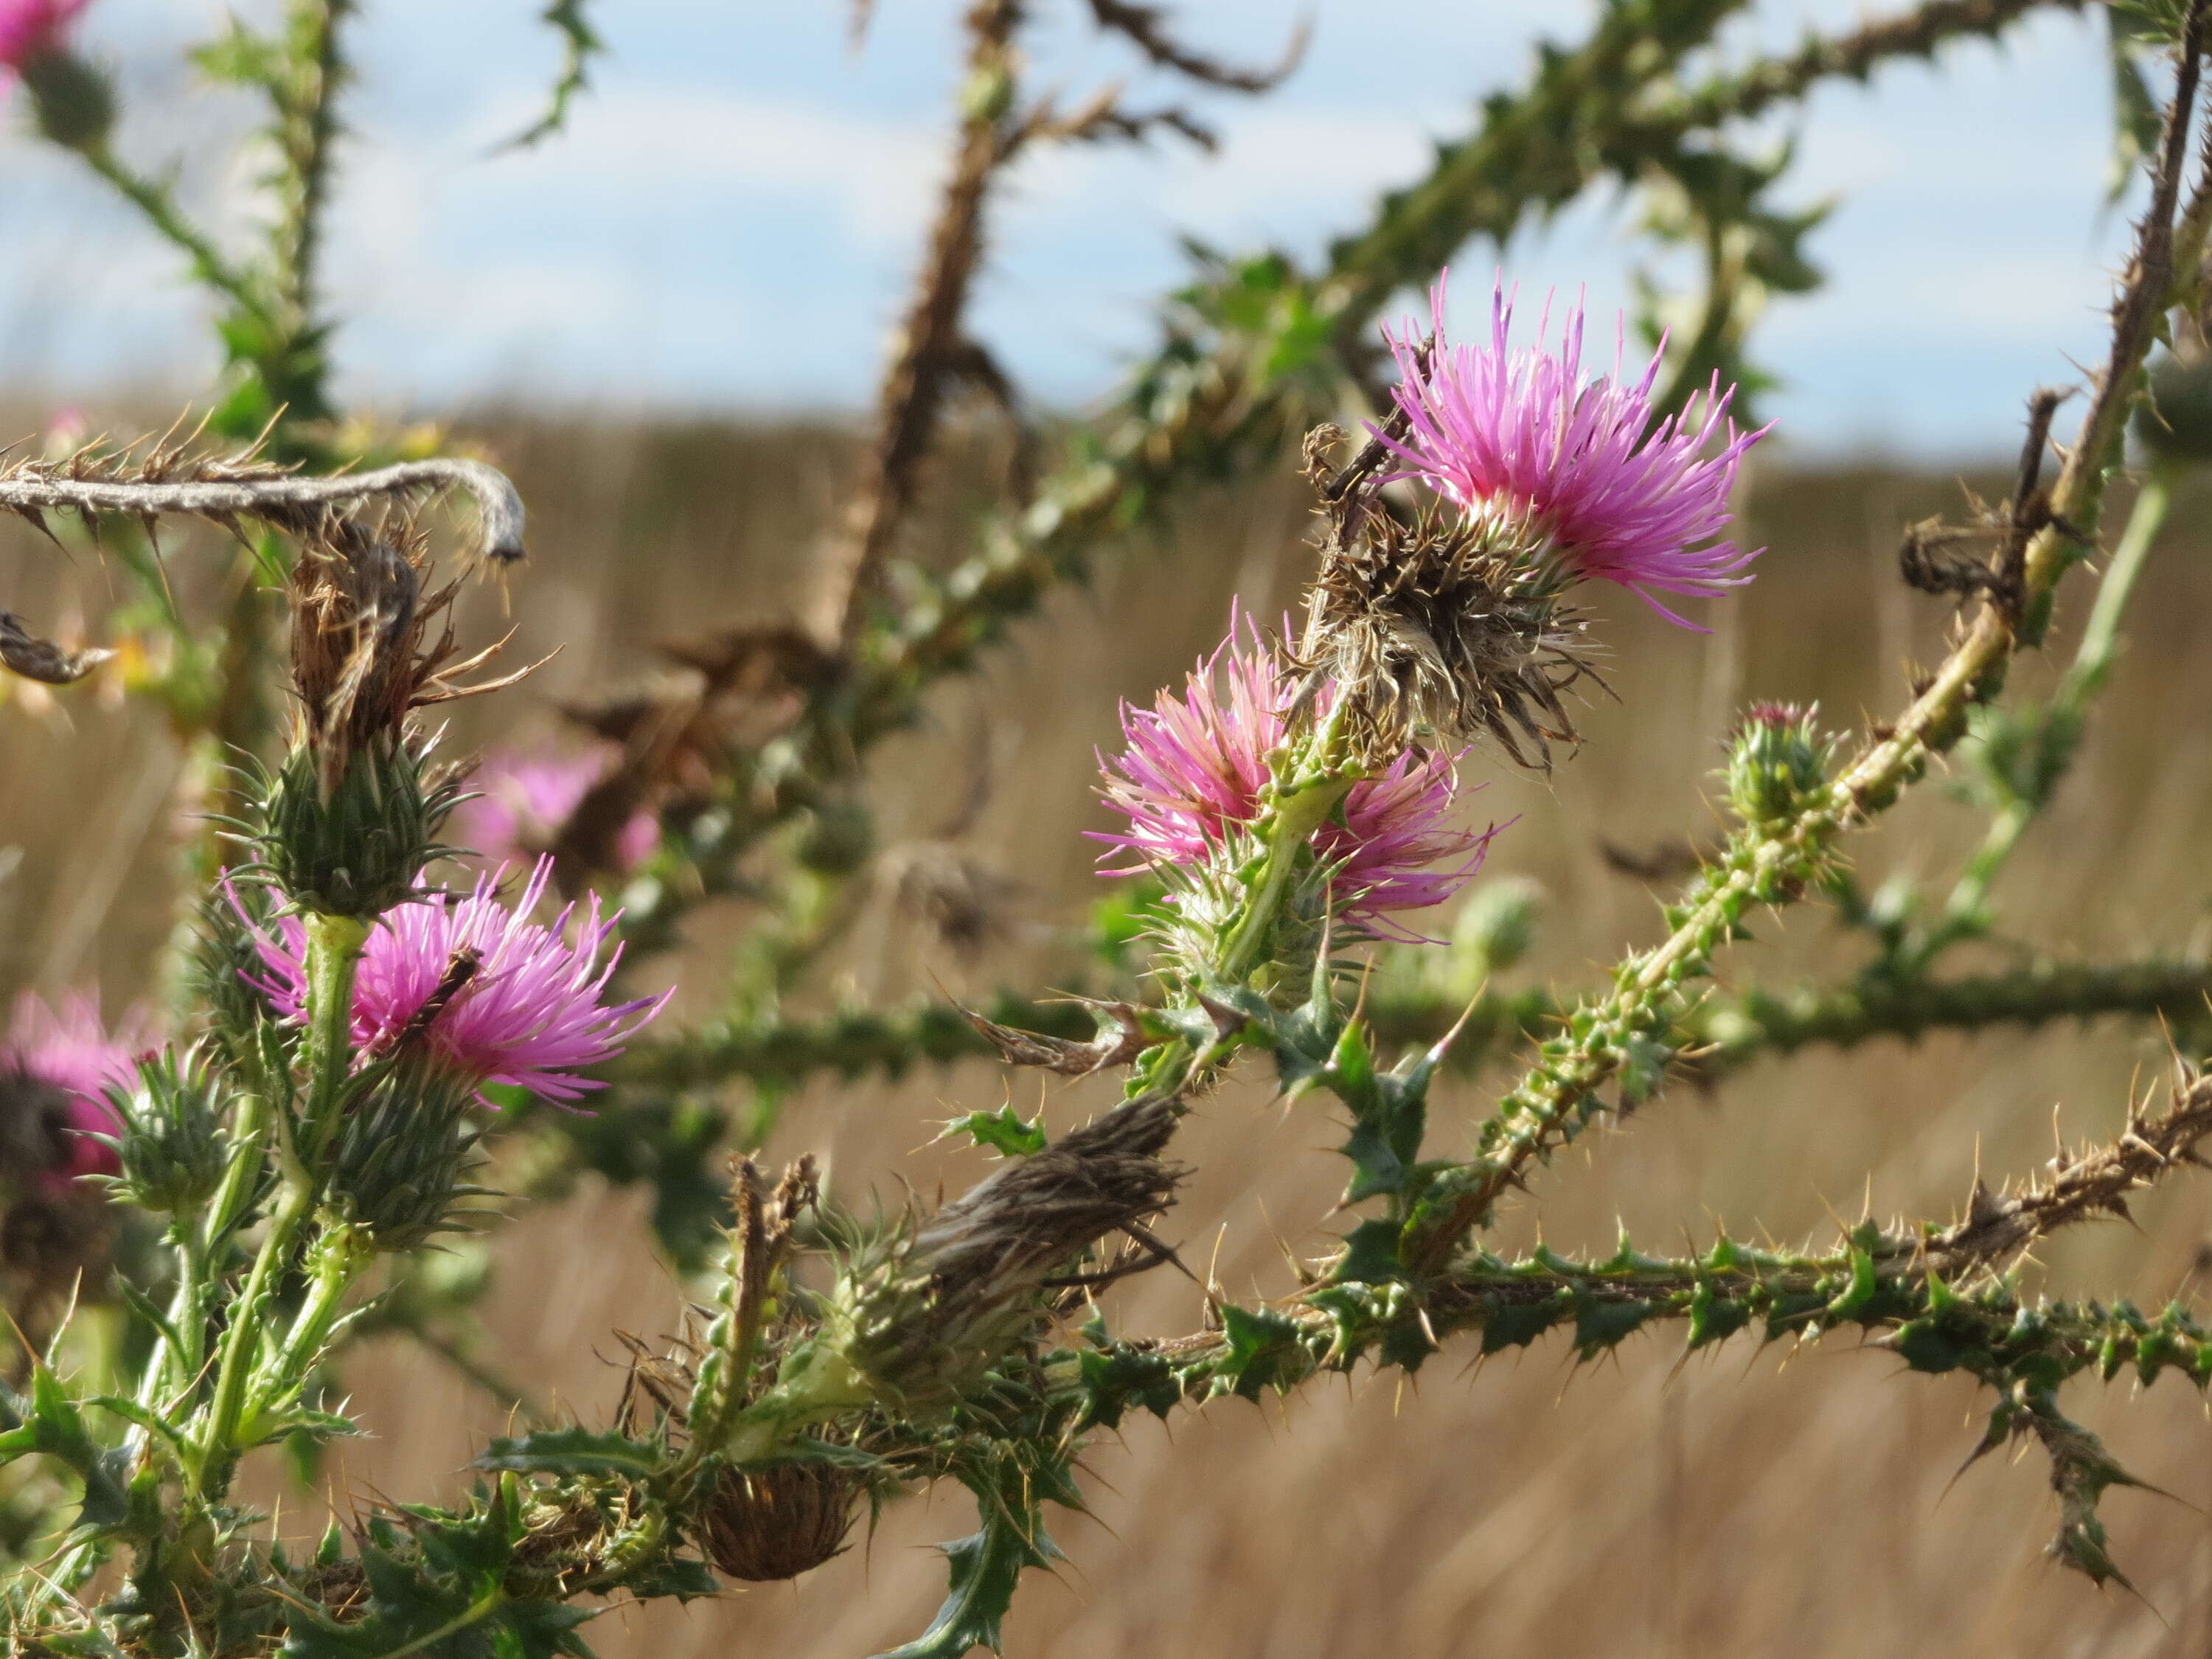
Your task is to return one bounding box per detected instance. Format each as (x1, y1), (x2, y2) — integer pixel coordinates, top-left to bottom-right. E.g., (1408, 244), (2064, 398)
(607, 951), (2212, 1094)
(1082, 0), (1307, 94)
(1927, 1071), (2212, 1273)
(818, 0), (1026, 649)
(1413, 5), (2212, 1264)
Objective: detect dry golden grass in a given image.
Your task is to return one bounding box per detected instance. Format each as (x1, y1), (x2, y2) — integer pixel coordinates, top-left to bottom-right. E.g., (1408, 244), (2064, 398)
(6, 420), (2212, 1656)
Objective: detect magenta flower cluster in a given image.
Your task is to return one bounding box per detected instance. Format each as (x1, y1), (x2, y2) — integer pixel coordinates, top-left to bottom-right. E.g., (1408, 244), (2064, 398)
(1378, 274), (1770, 625)
(1095, 615), (1496, 935)
(1, 992), (142, 1181)
(246, 857), (669, 1106)
(453, 748), (658, 874)
(0, 0), (86, 73)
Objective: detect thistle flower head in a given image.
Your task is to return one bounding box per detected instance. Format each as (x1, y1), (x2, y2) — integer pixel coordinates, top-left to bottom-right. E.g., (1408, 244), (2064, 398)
(0, 992), (144, 1181)
(244, 856), (669, 1105)
(1094, 611), (1495, 938)
(0, 0), (87, 72)
(454, 748), (658, 873)
(1376, 274), (1768, 625)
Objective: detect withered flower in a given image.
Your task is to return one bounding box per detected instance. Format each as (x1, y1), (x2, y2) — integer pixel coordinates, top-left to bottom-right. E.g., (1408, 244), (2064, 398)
(261, 516), (533, 917)
(828, 1091), (1182, 1416)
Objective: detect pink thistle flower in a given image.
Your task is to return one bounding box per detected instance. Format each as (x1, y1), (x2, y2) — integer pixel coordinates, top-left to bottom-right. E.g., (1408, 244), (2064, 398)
(0, 0), (88, 74)
(1093, 613), (1498, 936)
(1376, 272), (1770, 626)
(244, 857), (669, 1106)
(1, 992), (145, 1180)
(453, 748), (658, 874)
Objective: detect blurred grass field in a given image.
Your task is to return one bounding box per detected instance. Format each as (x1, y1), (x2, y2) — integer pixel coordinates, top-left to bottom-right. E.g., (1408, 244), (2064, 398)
(6, 417), (2212, 1657)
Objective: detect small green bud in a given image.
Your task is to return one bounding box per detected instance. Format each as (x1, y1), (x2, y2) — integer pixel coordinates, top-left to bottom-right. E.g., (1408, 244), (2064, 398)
(793, 797), (873, 875)
(1722, 703), (1833, 828)
(105, 1046), (230, 1215)
(2135, 352), (2212, 467)
(187, 881), (283, 1076)
(1445, 876), (1542, 985)
(19, 52), (115, 152)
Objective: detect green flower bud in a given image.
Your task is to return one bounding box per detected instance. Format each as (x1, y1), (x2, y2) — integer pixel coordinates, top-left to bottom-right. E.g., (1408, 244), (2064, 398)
(254, 732), (460, 919)
(2135, 352), (2212, 467)
(19, 52), (114, 153)
(1449, 877), (1542, 978)
(1723, 703), (1833, 828)
(321, 1053), (488, 1251)
(793, 797), (873, 875)
(105, 1046), (230, 1215)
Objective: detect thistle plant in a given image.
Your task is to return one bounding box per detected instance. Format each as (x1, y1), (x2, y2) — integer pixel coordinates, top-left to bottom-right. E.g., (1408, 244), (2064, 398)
(11, 0), (2212, 1655)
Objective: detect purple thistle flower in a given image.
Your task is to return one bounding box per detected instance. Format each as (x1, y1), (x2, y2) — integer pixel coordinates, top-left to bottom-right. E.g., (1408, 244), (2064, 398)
(1094, 613), (1498, 935)
(244, 857), (669, 1106)
(1376, 273), (1770, 625)
(453, 747), (658, 874)
(0, 0), (86, 74)
(1, 992), (145, 1180)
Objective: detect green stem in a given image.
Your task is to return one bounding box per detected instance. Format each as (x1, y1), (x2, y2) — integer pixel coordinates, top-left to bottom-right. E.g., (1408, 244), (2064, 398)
(77, 145), (268, 324)
(1914, 462), (2179, 968)
(190, 1176), (311, 1498)
(2059, 459), (2176, 706)
(189, 912), (363, 1499)
(299, 911), (369, 1171)
(203, 1088), (271, 1251)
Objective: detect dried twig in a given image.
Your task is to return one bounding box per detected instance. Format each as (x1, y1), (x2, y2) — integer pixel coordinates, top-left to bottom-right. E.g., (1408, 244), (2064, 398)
(0, 450), (526, 567)
(1928, 1071), (2212, 1272)
(1084, 0), (1307, 93)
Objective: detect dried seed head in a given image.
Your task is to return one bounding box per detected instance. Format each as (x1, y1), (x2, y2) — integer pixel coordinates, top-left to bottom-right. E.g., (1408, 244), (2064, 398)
(829, 1092), (1182, 1416)
(699, 1462), (856, 1582)
(288, 518), (496, 790)
(1293, 442), (1599, 770)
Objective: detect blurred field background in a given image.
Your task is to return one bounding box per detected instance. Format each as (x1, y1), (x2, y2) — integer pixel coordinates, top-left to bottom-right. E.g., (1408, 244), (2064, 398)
(3, 417), (2211, 1657)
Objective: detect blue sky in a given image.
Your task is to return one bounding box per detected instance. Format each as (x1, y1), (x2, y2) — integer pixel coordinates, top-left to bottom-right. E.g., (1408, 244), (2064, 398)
(0, 1), (2147, 459)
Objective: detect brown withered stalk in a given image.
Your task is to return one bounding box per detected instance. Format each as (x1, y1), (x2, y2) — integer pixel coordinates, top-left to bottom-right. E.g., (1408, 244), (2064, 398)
(818, 0), (1304, 647)
(1926, 1068), (2212, 1274)
(818, 0), (1028, 650)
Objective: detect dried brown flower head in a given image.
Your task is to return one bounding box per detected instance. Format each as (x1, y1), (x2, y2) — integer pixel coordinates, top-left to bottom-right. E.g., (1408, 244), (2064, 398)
(288, 518), (525, 792)
(1291, 425), (1599, 770)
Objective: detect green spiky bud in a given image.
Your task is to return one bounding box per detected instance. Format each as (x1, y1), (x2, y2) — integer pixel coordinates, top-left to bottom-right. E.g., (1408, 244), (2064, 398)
(1722, 703), (1833, 828)
(321, 1054), (489, 1251)
(251, 733), (462, 918)
(187, 880), (285, 1077)
(103, 1046), (231, 1215)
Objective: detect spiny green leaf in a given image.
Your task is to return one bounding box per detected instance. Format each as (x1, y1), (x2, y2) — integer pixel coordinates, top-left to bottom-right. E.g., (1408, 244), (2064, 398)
(872, 1468), (1063, 1659)
(473, 1427), (662, 1480)
(944, 1107), (1047, 1159)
